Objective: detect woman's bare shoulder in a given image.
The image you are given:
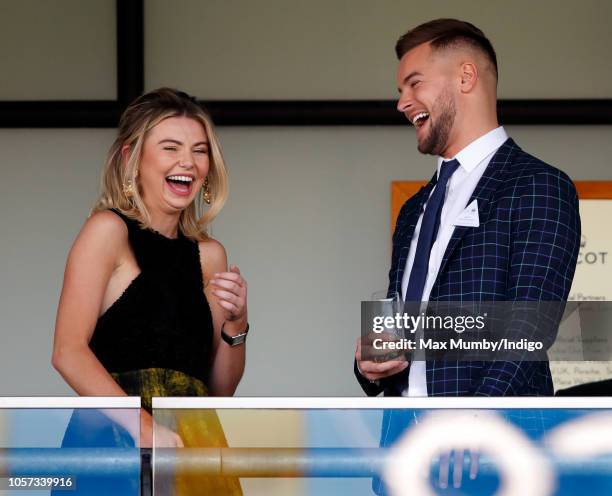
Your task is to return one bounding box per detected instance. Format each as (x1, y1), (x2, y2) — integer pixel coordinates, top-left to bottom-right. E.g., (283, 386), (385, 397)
(198, 237), (227, 278)
(72, 210), (129, 256)
(85, 209), (127, 231)
(60, 211), (132, 299)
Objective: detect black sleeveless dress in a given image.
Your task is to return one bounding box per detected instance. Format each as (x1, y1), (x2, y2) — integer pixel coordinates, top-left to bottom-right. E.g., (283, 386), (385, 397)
(58, 209), (242, 495)
(89, 209), (214, 411)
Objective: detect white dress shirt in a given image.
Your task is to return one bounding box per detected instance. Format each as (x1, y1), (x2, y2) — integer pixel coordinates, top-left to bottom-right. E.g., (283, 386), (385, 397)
(401, 126), (509, 396)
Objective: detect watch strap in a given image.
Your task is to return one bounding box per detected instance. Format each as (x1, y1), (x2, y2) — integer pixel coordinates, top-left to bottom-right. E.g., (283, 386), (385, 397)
(221, 322), (250, 347)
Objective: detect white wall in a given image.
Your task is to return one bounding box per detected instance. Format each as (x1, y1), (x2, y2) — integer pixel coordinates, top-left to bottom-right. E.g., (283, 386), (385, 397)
(1, 126), (610, 395)
(0, 0), (116, 100)
(146, 0), (612, 99)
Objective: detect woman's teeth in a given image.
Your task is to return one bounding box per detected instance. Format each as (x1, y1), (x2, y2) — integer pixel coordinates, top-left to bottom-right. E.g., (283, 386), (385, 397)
(166, 175), (193, 195)
(166, 175), (193, 184)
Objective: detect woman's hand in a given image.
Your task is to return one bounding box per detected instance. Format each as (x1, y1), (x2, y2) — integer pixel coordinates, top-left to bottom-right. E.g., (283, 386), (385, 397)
(140, 409), (184, 448)
(210, 265), (248, 325)
(202, 242), (247, 394)
(153, 424), (185, 448)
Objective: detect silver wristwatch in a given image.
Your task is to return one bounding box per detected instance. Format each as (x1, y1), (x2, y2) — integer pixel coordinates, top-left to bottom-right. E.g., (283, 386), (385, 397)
(221, 322), (250, 347)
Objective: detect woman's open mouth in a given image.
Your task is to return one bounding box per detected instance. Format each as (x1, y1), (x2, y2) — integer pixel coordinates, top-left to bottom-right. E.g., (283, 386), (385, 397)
(165, 174), (194, 196)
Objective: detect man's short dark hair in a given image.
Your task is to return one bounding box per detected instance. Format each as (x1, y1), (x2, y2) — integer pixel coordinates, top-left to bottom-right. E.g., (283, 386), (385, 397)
(395, 18), (498, 79)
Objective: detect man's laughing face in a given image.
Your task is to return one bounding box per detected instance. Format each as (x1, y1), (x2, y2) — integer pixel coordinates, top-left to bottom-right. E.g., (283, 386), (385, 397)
(396, 42), (457, 157)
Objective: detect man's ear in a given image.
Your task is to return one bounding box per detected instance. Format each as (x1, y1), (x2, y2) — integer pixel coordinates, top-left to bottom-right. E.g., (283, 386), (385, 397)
(459, 62), (478, 93)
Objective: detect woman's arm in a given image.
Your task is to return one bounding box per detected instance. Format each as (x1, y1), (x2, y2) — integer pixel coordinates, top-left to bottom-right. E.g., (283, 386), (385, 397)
(52, 212), (150, 444)
(200, 239), (248, 396)
(52, 211), (131, 396)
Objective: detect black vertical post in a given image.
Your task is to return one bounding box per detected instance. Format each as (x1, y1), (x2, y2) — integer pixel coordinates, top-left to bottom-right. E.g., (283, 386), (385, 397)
(117, 0), (145, 108)
(140, 448), (152, 496)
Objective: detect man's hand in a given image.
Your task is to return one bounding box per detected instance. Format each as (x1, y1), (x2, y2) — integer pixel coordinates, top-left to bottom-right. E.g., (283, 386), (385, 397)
(437, 449), (479, 489)
(355, 336), (409, 381)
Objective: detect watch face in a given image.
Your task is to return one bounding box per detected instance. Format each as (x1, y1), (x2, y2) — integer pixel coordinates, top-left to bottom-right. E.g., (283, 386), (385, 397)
(222, 323), (249, 346)
(223, 331), (247, 346)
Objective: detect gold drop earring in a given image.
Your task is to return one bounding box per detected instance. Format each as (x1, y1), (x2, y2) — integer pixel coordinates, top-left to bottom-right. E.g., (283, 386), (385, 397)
(123, 180), (135, 198)
(123, 170), (138, 199)
(202, 177), (212, 204)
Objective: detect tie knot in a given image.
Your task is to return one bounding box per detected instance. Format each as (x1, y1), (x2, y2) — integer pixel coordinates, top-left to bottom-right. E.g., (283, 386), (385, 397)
(439, 159), (460, 184)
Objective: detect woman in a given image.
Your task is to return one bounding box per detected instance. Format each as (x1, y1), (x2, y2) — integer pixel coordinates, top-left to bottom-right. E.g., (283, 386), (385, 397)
(52, 88), (247, 494)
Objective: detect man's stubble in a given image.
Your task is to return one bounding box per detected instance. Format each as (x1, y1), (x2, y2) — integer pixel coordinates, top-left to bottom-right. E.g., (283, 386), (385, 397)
(418, 86), (457, 157)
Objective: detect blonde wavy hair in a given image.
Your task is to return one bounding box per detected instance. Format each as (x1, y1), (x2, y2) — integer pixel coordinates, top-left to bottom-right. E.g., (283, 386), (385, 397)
(93, 88), (228, 241)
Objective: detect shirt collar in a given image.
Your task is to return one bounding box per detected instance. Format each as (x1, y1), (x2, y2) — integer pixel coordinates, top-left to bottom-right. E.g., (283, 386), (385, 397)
(436, 126), (508, 176)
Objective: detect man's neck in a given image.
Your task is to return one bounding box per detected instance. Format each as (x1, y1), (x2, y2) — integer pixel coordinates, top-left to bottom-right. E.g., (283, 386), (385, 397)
(441, 117), (499, 159)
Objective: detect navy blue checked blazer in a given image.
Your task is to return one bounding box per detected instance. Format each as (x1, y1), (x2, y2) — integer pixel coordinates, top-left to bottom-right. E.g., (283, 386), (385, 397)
(356, 138), (581, 397)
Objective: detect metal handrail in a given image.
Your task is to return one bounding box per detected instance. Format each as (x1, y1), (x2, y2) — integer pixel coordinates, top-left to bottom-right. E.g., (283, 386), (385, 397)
(1, 447), (611, 495)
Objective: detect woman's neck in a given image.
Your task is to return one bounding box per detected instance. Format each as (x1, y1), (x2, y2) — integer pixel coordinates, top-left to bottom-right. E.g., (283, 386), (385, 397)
(148, 210), (181, 239)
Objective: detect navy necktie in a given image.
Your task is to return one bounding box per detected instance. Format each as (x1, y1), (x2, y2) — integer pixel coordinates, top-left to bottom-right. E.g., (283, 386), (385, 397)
(405, 159), (460, 301)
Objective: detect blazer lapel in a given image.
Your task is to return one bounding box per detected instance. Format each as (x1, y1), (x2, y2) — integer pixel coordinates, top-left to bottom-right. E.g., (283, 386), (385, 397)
(433, 138), (520, 290)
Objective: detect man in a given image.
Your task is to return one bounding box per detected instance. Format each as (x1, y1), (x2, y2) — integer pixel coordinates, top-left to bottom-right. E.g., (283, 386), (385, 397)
(355, 18), (580, 398)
